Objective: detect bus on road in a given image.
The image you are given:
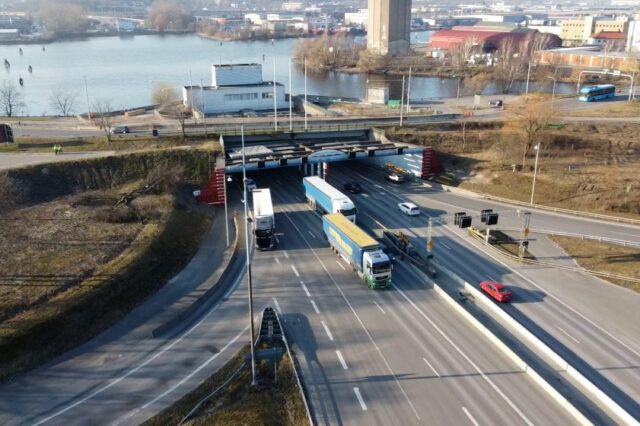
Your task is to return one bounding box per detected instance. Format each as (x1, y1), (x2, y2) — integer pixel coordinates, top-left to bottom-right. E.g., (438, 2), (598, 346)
(578, 84), (616, 102)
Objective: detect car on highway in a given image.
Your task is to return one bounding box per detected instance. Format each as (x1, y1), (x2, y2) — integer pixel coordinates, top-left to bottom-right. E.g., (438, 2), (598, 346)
(343, 181), (362, 194)
(480, 281), (512, 302)
(489, 99), (503, 108)
(245, 178), (257, 192)
(398, 202), (420, 216)
(111, 125), (130, 134)
(385, 173), (405, 183)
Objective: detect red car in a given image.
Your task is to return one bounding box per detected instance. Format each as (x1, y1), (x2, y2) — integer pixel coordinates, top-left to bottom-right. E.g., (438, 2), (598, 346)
(480, 281), (512, 302)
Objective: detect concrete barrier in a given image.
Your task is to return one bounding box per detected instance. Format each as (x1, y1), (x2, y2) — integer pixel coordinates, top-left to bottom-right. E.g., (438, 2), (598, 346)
(433, 259), (639, 426)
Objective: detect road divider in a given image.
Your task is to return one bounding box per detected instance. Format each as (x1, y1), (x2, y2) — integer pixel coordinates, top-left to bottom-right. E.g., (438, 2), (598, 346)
(432, 259), (638, 426)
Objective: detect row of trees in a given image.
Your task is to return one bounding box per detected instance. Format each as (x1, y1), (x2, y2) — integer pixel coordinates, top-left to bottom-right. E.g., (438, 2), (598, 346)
(294, 34), (365, 70)
(147, 0), (193, 32)
(0, 80), (79, 117)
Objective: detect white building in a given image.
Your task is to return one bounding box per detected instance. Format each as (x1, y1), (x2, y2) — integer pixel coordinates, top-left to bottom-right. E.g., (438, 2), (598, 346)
(345, 9), (369, 27)
(282, 2), (303, 11)
(183, 63), (287, 116)
(628, 20), (640, 51)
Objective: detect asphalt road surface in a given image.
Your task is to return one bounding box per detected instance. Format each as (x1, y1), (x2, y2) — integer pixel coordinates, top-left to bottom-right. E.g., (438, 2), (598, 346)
(327, 162), (640, 420)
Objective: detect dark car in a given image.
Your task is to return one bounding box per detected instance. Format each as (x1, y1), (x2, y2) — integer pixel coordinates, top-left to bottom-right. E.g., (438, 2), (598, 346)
(111, 125), (130, 134)
(343, 182), (362, 194)
(480, 281), (512, 302)
(489, 99), (503, 108)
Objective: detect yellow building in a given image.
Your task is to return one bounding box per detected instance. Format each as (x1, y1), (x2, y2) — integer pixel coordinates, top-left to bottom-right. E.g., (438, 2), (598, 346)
(561, 16), (628, 46)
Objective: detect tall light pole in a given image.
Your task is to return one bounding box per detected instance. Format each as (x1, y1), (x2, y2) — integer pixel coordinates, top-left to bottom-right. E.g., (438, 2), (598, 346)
(530, 144), (540, 205)
(304, 56), (308, 130)
(289, 57), (293, 131)
(400, 74), (405, 127)
(84, 76), (91, 121)
(456, 77), (462, 107)
(546, 76), (557, 108)
(200, 79), (207, 138)
(189, 70), (196, 124)
(224, 174), (229, 247)
(525, 61), (532, 100)
(406, 66), (412, 114)
(273, 58), (278, 132)
(241, 125), (257, 386)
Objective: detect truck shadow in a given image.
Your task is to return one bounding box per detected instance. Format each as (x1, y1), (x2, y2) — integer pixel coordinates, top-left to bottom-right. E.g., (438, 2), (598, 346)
(282, 312), (343, 426)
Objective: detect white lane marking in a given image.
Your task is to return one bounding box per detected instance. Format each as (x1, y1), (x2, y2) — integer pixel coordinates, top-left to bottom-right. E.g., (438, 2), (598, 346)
(336, 260), (346, 270)
(113, 326), (249, 425)
(440, 241), (452, 250)
(362, 193), (370, 198)
(273, 297), (282, 314)
(374, 184), (383, 189)
(353, 387), (368, 411)
(374, 301), (386, 315)
(393, 284), (534, 426)
(310, 300), (320, 314)
(301, 281), (311, 297)
(308, 230), (316, 238)
(374, 219), (387, 230)
(557, 326), (581, 344)
(291, 264), (300, 277)
(487, 275), (496, 282)
(322, 321), (334, 341)
(275, 257), (280, 264)
(32, 266), (247, 426)
(336, 350), (349, 370)
(281, 207), (421, 421)
(423, 357), (441, 378)
(275, 236), (281, 244)
(462, 407), (480, 426)
(380, 191), (386, 196)
(283, 251), (289, 259)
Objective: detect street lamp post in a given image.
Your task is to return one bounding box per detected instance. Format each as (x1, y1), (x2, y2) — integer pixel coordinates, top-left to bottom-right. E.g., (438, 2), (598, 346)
(530, 144), (540, 205)
(546, 76), (557, 108)
(241, 126), (257, 386)
(456, 77), (461, 107)
(525, 62), (533, 100)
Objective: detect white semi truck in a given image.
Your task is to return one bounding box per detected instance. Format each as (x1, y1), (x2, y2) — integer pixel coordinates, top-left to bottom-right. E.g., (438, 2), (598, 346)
(252, 188), (275, 250)
(303, 176), (357, 223)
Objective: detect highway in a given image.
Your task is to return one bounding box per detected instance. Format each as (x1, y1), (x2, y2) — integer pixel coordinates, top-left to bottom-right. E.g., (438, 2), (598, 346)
(327, 162), (640, 419)
(0, 167), (585, 426)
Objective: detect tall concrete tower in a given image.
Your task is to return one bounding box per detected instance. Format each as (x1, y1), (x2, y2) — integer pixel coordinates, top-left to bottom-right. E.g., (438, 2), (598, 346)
(367, 0), (411, 55)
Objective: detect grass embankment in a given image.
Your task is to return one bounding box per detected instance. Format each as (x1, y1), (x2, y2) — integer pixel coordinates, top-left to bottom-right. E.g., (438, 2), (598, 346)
(561, 101), (640, 118)
(387, 121), (640, 220)
(550, 236), (640, 293)
(0, 150), (214, 380)
(145, 344), (309, 426)
(0, 133), (221, 153)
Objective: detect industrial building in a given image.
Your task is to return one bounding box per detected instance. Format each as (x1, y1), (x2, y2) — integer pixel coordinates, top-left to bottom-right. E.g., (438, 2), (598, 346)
(183, 63), (287, 116)
(367, 0), (412, 55)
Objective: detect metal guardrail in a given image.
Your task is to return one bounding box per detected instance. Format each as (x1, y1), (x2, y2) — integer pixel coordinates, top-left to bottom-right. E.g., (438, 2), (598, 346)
(478, 194), (640, 225)
(498, 227), (640, 249)
(469, 231), (640, 284)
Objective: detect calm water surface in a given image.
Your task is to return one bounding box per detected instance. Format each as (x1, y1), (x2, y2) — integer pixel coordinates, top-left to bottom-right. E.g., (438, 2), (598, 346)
(0, 32), (573, 116)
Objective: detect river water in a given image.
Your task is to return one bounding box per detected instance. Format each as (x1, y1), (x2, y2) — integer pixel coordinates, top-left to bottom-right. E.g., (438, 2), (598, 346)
(0, 32), (574, 116)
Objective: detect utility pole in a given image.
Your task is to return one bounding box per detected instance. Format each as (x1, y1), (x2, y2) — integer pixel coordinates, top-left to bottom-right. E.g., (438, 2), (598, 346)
(289, 57), (293, 132)
(525, 62), (532, 100)
(84, 76), (91, 121)
(406, 66), (412, 114)
(273, 58), (278, 132)
(400, 74), (405, 127)
(189, 70), (196, 124)
(304, 56), (308, 130)
(241, 126), (257, 386)
(200, 79), (207, 138)
(530, 144), (541, 205)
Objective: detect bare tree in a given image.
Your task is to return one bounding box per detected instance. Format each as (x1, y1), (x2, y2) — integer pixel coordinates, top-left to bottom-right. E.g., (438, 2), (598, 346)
(93, 100), (115, 143)
(36, 3), (88, 35)
(147, 0), (193, 32)
(493, 38), (526, 93)
(508, 102), (554, 170)
(49, 89), (77, 116)
(165, 104), (190, 141)
(151, 82), (178, 107)
(450, 35), (480, 70)
(0, 80), (25, 117)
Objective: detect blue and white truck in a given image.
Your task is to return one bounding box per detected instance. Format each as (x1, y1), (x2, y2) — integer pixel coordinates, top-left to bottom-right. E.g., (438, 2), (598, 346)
(322, 213), (392, 289)
(303, 176), (357, 223)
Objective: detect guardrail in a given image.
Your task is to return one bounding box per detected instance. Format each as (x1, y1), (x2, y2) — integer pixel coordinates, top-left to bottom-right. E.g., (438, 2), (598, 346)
(470, 230), (640, 284)
(477, 194), (640, 225)
(405, 264), (592, 425)
(431, 257), (639, 425)
(498, 227), (640, 249)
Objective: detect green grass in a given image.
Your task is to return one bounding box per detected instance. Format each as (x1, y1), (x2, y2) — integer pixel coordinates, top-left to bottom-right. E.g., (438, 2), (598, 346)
(145, 344), (310, 426)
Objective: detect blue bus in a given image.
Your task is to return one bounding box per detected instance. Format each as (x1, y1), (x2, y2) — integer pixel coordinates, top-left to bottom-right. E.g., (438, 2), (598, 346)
(578, 84), (616, 102)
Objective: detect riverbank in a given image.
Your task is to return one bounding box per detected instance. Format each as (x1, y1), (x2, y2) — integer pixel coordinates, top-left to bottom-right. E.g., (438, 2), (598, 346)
(0, 29), (192, 45)
(198, 31), (313, 42)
